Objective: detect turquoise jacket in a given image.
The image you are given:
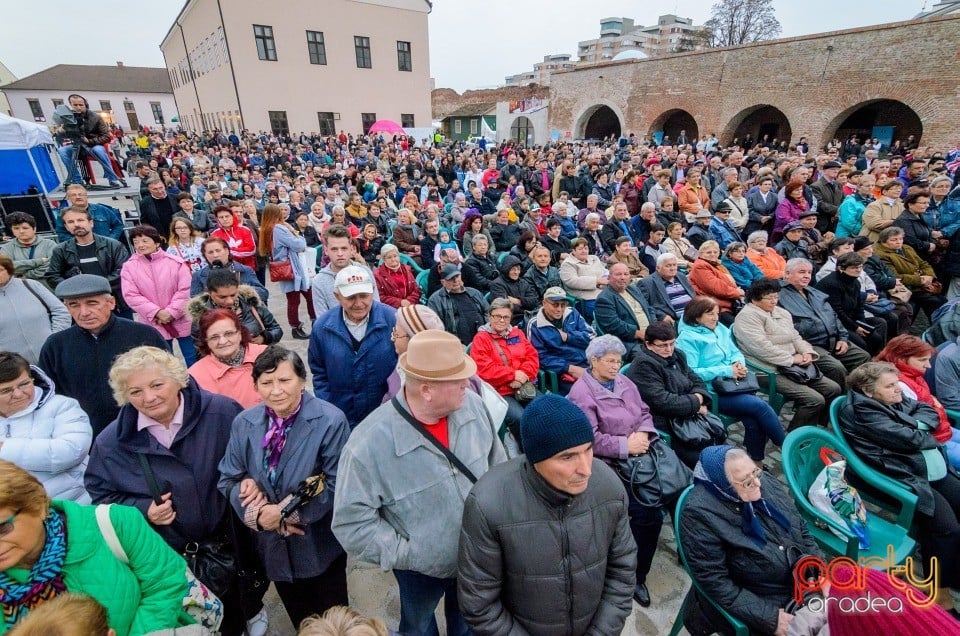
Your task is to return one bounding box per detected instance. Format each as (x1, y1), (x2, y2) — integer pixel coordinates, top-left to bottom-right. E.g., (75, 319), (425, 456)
(836, 193), (872, 238)
(676, 321), (746, 382)
(2, 500), (190, 636)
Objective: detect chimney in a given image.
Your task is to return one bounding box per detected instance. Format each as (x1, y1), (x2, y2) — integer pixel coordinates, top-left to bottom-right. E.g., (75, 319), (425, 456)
(116, 61), (124, 69)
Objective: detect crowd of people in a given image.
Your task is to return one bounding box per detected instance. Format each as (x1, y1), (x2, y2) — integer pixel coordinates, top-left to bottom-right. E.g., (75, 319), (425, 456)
(2, 124), (960, 635)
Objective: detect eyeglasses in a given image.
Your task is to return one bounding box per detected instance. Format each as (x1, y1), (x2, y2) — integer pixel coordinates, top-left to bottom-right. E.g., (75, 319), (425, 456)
(647, 341), (675, 350)
(595, 356), (623, 366)
(206, 330), (239, 343)
(390, 331), (409, 342)
(0, 512), (19, 538)
(0, 379), (33, 398)
(489, 314), (512, 322)
(733, 468), (763, 489)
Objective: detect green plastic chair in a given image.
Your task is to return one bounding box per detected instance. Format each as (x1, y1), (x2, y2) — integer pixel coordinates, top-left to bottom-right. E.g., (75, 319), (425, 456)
(781, 427), (917, 563)
(399, 253), (424, 274)
(729, 334), (786, 416)
(669, 486), (749, 636)
(416, 269), (430, 304)
(497, 252), (508, 265)
(947, 408), (960, 424)
(828, 396), (918, 530)
(537, 370), (559, 394)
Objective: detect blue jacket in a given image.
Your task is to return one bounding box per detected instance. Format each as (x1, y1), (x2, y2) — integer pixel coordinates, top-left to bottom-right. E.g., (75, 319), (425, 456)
(55, 203), (125, 243)
(925, 192), (960, 239)
(836, 193), (872, 238)
(721, 255), (763, 290)
(675, 321), (746, 382)
(308, 302), (397, 427)
(527, 307), (594, 373)
(709, 218), (743, 250)
(558, 215), (579, 240)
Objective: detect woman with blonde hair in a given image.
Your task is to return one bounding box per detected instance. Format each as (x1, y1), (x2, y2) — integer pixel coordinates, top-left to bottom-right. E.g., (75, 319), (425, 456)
(297, 606), (389, 636)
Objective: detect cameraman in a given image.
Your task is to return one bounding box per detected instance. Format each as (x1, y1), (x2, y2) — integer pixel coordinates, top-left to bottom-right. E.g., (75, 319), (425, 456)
(56, 94), (126, 187)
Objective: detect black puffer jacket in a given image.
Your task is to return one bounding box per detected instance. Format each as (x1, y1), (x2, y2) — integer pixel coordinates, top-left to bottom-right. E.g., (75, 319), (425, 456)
(489, 255), (538, 323)
(187, 285), (283, 345)
(679, 477), (822, 635)
(461, 253), (499, 293)
(626, 346), (711, 434)
(839, 390), (947, 516)
(458, 457), (636, 636)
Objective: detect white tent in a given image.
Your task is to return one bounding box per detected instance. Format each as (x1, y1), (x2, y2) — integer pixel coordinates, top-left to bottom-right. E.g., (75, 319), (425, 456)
(0, 113), (59, 197)
(0, 112), (54, 149)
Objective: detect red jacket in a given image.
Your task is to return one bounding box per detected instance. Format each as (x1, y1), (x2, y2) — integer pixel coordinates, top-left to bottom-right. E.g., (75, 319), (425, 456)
(688, 259), (742, 311)
(470, 326), (540, 396)
(373, 264), (421, 308)
(211, 213), (257, 270)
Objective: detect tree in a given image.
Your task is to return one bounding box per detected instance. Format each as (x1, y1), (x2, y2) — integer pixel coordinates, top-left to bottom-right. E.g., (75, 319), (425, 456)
(704, 0), (782, 48)
(671, 28), (712, 53)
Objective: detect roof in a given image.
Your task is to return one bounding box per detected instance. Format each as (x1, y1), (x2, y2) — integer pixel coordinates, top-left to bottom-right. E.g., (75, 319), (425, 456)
(443, 103), (496, 118)
(3, 64), (172, 94)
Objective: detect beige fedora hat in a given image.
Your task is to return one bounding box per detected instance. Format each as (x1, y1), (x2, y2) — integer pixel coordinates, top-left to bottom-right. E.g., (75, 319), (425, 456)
(398, 331), (477, 382)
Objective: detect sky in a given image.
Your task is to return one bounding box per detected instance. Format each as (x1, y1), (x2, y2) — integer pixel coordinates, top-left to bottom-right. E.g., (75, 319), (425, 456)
(0, 0), (920, 92)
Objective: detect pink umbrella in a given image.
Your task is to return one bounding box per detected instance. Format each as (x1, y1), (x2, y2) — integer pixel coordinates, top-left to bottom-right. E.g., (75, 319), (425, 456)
(368, 119), (405, 135)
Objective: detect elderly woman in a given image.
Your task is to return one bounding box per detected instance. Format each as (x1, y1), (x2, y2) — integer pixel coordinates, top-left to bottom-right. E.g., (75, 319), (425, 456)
(676, 297), (785, 464)
(678, 445), (823, 636)
(218, 346), (351, 629)
(121, 225), (196, 366)
(559, 238), (608, 320)
(0, 461), (193, 635)
(745, 175), (778, 237)
(721, 242), (763, 291)
(461, 234), (500, 294)
(0, 255), (70, 365)
(187, 267), (284, 346)
(391, 208), (422, 264)
(732, 277), (841, 428)
(874, 226), (946, 321)
(815, 252), (887, 355)
(688, 240), (744, 326)
(0, 352), (91, 503)
(860, 180), (905, 242)
(489, 255), (538, 325)
(188, 308), (268, 409)
(607, 236), (649, 279)
(373, 243), (421, 308)
(83, 346), (255, 635)
(567, 334), (663, 608)
(626, 321), (722, 469)
(893, 189), (938, 262)
(839, 362), (960, 611)
(772, 179), (810, 240)
(661, 222), (697, 272)
(470, 299), (540, 444)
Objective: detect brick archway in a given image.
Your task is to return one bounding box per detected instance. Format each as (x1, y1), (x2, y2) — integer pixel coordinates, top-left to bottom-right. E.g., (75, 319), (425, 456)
(649, 109), (698, 143)
(823, 99), (923, 149)
(574, 101), (625, 140)
(721, 105), (793, 148)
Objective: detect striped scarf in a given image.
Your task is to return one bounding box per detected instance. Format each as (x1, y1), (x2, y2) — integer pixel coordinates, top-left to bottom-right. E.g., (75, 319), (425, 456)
(0, 511), (68, 628)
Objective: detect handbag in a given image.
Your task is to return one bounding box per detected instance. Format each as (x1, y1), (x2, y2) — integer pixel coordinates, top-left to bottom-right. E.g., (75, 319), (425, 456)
(711, 372), (760, 395)
(490, 335), (539, 403)
(864, 298), (895, 315)
(922, 279), (943, 295)
(269, 257), (294, 282)
(778, 363), (822, 385)
(614, 438), (692, 508)
(137, 454), (237, 599)
(888, 284), (912, 303)
(670, 411), (727, 447)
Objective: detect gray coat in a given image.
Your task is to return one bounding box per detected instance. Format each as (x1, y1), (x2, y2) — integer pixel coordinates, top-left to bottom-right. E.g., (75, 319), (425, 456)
(332, 390), (507, 579)
(218, 393), (350, 582)
(0, 277), (71, 364)
(458, 457), (636, 635)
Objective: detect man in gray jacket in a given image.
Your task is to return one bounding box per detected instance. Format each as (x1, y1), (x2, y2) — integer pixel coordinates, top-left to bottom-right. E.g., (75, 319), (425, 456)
(458, 394), (636, 635)
(333, 331), (507, 636)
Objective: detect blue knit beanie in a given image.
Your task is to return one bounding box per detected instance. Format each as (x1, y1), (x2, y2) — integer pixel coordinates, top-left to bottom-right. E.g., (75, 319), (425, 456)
(521, 395), (595, 464)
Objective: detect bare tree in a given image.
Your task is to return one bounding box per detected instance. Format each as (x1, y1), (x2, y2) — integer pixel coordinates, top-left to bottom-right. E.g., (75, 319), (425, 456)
(671, 28), (712, 53)
(704, 0), (782, 47)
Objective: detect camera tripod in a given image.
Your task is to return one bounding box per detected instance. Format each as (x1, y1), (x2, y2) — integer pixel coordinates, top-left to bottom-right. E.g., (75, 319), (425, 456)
(62, 138), (127, 192)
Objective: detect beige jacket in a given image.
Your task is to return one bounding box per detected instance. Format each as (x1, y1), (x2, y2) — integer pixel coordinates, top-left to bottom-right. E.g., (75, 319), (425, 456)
(559, 255), (606, 301)
(732, 302), (814, 367)
(859, 197), (904, 242)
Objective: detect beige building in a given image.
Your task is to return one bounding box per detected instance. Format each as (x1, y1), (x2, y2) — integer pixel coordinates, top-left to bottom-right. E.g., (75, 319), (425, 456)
(505, 54), (576, 87)
(577, 14), (706, 62)
(0, 60), (17, 116)
(160, 0), (432, 135)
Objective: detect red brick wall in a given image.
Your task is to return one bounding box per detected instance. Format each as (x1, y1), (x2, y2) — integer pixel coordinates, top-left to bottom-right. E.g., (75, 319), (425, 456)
(547, 14), (960, 149)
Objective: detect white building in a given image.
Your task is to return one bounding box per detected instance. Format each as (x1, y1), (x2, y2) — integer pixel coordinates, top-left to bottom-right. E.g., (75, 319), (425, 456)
(505, 54), (576, 87)
(497, 99), (548, 146)
(577, 14), (706, 63)
(0, 60), (17, 116)
(2, 63), (177, 133)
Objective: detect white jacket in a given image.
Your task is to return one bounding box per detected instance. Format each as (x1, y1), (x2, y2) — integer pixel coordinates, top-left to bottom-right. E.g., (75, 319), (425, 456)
(0, 367), (92, 503)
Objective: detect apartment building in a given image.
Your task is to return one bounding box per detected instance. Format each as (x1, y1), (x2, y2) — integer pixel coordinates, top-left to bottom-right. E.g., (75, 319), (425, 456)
(577, 14), (706, 62)
(504, 54), (576, 87)
(160, 0), (432, 135)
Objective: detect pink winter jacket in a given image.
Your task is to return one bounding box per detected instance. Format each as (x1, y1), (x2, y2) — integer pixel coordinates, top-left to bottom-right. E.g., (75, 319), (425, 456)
(120, 249), (193, 338)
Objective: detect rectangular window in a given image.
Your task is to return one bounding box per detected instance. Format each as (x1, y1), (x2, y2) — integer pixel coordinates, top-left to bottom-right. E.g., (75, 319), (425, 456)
(27, 99), (44, 122)
(470, 119), (478, 135)
(51, 98), (63, 108)
(454, 120), (462, 135)
(317, 112), (336, 136)
(150, 102), (164, 124)
(254, 24), (277, 61)
(268, 110), (289, 136)
(124, 101), (136, 113)
(99, 100), (112, 112)
(361, 112), (377, 134)
(397, 40), (412, 72)
(355, 36), (372, 68)
(401, 113), (415, 128)
(306, 30), (327, 65)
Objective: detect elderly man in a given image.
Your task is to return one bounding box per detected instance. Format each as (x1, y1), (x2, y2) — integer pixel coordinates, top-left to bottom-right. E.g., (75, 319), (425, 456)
(458, 394), (636, 635)
(637, 253), (696, 323)
(334, 331), (507, 636)
(521, 244), (562, 301)
(429, 264), (490, 345)
(601, 201), (641, 254)
(595, 263), (656, 360)
(777, 258), (870, 388)
(38, 274), (166, 436)
(710, 167), (740, 210)
(527, 287), (594, 394)
(308, 265), (397, 428)
(55, 184), (125, 243)
(811, 160), (845, 233)
(311, 224), (378, 314)
(138, 177), (179, 238)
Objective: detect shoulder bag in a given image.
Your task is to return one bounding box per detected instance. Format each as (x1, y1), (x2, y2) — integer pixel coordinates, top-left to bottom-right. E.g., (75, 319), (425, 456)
(670, 411), (727, 447)
(20, 278), (53, 326)
(391, 397), (478, 483)
(489, 336), (538, 402)
(711, 372), (760, 395)
(269, 254), (294, 282)
(614, 437), (692, 508)
(778, 363), (822, 385)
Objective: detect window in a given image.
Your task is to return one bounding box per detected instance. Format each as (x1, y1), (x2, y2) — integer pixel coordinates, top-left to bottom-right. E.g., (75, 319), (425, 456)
(124, 101), (136, 113)
(51, 98), (63, 108)
(355, 36), (372, 68)
(470, 119), (478, 135)
(317, 112), (336, 136)
(306, 31), (327, 65)
(454, 120), (462, 135)
(254, 25), (277, 61)
(511, 116), (533, 143)
(99, 100), (112, 112)
(150, 102), (164, 124)
(361, 113), (377, 134)
(401, 114), (415, 128)
(268, 110), (289, 136)
(27, 99), (44, 122)
(397, 41), (412, 72)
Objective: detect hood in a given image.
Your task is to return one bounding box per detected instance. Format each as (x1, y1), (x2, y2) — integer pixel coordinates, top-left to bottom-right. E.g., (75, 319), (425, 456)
(499, 255), (522, 277)
(4, 366), (56, 419)
(186, 284), (261, 320)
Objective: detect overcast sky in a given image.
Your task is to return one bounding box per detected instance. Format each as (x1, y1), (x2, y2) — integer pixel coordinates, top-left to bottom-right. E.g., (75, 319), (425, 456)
(0, 0), (919, 92)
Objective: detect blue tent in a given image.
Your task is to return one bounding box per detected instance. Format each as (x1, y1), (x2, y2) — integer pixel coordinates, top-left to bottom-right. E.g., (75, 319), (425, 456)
(0, 113), (59, 196)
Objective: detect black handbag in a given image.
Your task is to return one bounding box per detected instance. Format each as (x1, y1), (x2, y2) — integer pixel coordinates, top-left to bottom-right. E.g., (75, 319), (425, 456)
(614, 438), (693, 508)
(711, 372), (760, 395)
(778, 363), (822, 385)
(670, 411), (727, 447)
(137, 454), (237, 598)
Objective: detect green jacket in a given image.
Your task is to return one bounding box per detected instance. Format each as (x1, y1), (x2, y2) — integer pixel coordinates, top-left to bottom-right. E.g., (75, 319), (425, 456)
(2, 500), (190, 636)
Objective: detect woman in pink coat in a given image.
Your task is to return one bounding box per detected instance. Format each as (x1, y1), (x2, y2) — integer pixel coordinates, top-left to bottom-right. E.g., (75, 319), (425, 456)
(120, 224), (196, 365)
